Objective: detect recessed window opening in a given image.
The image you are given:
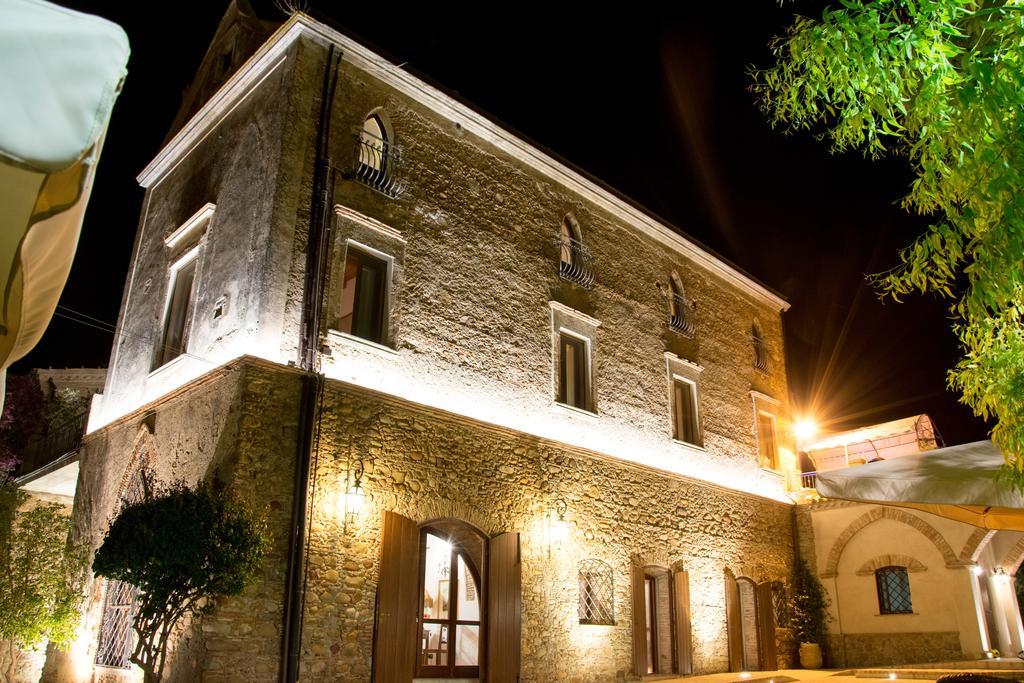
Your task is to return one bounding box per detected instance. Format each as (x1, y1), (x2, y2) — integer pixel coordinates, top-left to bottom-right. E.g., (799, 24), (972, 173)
(337, 245), (388, 345)
(757, 410), (779, 471)
(752, 323), (770, 372)
(557, 331), (590, 411)
(556, 213), (595, 288)
(578, 559), (614, 625)
(667, 271), (696, 337)
(359, 114), (386, 174)
(155, 252), (198, 369)
(673, 377), (700, 446)
(876, 566), (913, 614)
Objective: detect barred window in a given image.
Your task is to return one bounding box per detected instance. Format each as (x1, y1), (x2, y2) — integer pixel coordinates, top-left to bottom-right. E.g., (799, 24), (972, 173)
(771, 581), (790, 627)
(96, 467), (150, 668)
(876, 566), (913, 614)
(752, 323), (770, 373)
(578, 559), (614, 625)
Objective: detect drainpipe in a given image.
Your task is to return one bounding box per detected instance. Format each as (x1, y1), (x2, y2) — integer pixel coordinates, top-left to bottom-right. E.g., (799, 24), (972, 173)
(280, 43), (340, 683)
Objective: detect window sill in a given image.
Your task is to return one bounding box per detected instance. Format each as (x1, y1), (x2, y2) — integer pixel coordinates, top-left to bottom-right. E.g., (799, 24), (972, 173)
(759, 467), (785, 478)
(553, 401), (599, 421)
(671, 439), (706, 453)
(875, 612), (918, 616)
(147, 353), (189, 380)
(325, 329), (397, 356)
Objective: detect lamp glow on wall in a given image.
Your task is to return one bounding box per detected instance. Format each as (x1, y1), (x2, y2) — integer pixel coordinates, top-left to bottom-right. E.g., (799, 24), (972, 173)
(549, 500), (570, 552)
(344, 458), (365, 527)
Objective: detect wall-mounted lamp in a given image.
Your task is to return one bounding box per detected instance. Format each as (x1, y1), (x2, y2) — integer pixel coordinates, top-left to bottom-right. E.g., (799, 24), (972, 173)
(972, 565), (985, 577)
(345, 458), (365, 526)
(550, 500), (570, 549)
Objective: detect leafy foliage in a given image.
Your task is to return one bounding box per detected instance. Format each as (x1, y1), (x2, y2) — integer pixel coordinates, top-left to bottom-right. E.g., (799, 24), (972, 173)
(790, 559), (830, 645)
(0, 476), (88, 677)
(0, 374), (45, 467)
(92, 481), (268, 683)
(751, 0), (1024, 480)
(43, 387), (90, 432)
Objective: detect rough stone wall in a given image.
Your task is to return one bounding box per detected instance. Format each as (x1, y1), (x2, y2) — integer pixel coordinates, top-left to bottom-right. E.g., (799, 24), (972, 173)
(41, 361), (301, 683)
(304, 35), (793, 500)
(299, 373), (795, 682)
(825, 632), (962, 668)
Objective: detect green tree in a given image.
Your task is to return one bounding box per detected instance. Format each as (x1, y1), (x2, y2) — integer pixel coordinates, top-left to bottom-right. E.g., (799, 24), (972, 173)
(751, 0), (1024, 481)
(790, 558), (830, 646)
(0, 473), (88, 681)
(92, 481), (268, 683)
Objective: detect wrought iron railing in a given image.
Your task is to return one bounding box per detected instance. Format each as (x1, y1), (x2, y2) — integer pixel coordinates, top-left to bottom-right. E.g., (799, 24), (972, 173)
(555, 235), (595, 289)
(352, 129), (405, 197)
(752, 334), (771, 373)
(19, 409), (88, 475)
(667, 294), (697, 338)
(800, 471), (817, 490)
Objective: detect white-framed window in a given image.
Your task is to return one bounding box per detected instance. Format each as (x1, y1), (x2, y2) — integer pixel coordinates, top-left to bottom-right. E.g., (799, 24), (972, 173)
(336, 242), (390, 346)
(549, 301), (600, 414)
(665, 352), (703, 448)
(672, 376), (700, 446)
(154, 246), (200, 369)
(756, 410), (779, 471)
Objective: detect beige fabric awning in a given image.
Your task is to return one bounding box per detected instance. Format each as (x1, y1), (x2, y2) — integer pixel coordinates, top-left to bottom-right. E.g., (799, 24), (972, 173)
(815, 440), (1024, 531)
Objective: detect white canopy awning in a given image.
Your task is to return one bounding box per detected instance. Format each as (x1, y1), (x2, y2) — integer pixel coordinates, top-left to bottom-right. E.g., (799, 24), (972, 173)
(0, 0), (128, 406)
(815, 440), (1024, 531)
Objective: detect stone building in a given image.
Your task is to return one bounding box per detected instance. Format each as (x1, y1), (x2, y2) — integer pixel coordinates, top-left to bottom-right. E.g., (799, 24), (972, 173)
(42, 5), (803, 682)
(796, 418), (1024, 667)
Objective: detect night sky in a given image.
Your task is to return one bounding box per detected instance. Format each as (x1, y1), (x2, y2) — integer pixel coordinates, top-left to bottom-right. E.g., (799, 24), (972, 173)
(21, 1), (991, 446)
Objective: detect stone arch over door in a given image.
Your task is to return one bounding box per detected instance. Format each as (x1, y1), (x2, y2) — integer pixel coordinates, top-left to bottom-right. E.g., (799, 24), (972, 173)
(960, 528), (996, 564)
(1000, 534), (1024, 573)
(821, 507), (961, 578)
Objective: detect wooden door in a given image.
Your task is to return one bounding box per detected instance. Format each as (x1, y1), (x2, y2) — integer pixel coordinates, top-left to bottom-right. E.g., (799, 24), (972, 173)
(373, 511), (420, 683)
(756, 582), (778, 671)
(725, 571), (743, 672)
(487, 532), (521, 683)
(673, 568), (693, 675)
(631, 561), (647, 675)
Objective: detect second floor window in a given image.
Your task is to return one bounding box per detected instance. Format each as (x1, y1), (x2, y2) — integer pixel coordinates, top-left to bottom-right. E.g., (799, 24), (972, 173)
(557, 332), (590, 411)
(155, 253), (198, 369)
(752, 323), (770, 372)
(557, 213), (595, 288)
(876, 566), (912, 614)
(756, 410), (779, 470)
(673, 378), (700, 446)
(337, 246), (388, 345)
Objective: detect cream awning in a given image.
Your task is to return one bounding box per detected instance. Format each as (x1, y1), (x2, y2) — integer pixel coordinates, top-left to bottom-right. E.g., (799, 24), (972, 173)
(815, 440), (1024, 531)
(0, 0), (129, 406)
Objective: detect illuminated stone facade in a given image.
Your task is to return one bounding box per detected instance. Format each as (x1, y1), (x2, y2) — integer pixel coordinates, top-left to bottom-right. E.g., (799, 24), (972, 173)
(47, 8), (802, 683)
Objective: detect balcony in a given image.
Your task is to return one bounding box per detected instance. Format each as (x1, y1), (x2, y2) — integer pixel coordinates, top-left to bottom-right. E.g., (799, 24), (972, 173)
(555, 235), (595, 289)
(352, 129), (405, 197)
(667, 294), (697, 338)
(752, 335), (771, 373)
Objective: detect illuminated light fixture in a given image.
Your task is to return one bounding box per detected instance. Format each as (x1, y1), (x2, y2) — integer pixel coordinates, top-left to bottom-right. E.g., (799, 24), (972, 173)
(345, 458), (366, 525)
(739, 672), (751, 679)
(794, 418), (817, 443)
(550, 500), (570, 548)
(888, 673), (897, 680)
(986, 651), (995, 659)
(973, 565), (985, 577)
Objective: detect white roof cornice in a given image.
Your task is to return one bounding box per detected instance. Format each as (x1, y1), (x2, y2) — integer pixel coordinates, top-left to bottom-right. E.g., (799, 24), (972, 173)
(139, 14), (790, 312)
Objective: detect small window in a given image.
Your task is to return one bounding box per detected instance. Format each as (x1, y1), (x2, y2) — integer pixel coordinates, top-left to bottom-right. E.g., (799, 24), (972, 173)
(155, 254), (198, 368)
(667, 271), (696, 337)
(752, 323), (770, 373)
(756, 410), (779, 470)
(557, 332), (590, 411)
(672, 378), (700, 446)
(337, 246), (388, 344)
(359, 114), (386, 174)
(876, 566), (913, 614)
(579, 559), (614, 625)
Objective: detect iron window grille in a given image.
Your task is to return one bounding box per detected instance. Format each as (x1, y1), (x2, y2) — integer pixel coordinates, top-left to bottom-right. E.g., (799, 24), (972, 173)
(667, 293), (697, 338)
(578, 559), (614, 625)
(96, 468), (151, 668)
(771, 581), (790, 628)
(353, 128), (405, 197)
(752, 328), (771, 373)
(555, 234), (596, 289)
(876, 566), (913, 614)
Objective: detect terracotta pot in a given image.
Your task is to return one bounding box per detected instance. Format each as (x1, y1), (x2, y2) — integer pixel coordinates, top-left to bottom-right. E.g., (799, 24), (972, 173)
(799, 642), (823, 669)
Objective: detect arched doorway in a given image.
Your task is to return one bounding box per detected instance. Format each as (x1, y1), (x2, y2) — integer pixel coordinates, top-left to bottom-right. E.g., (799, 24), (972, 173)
(725, 569), (778, 672)
(417, 526), (483, 677)
(631, 562), (693, 676)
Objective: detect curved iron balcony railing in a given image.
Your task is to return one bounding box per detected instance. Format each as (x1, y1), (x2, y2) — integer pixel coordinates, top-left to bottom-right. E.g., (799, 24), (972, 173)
(353, 130), (405, 197)
(555, 235), (595, 289)
(667, 294), (697, 338)
(752, 335), (772, 373)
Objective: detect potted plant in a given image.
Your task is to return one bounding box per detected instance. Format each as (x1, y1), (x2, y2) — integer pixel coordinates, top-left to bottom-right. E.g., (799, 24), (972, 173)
(791, 558), (830, 668)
